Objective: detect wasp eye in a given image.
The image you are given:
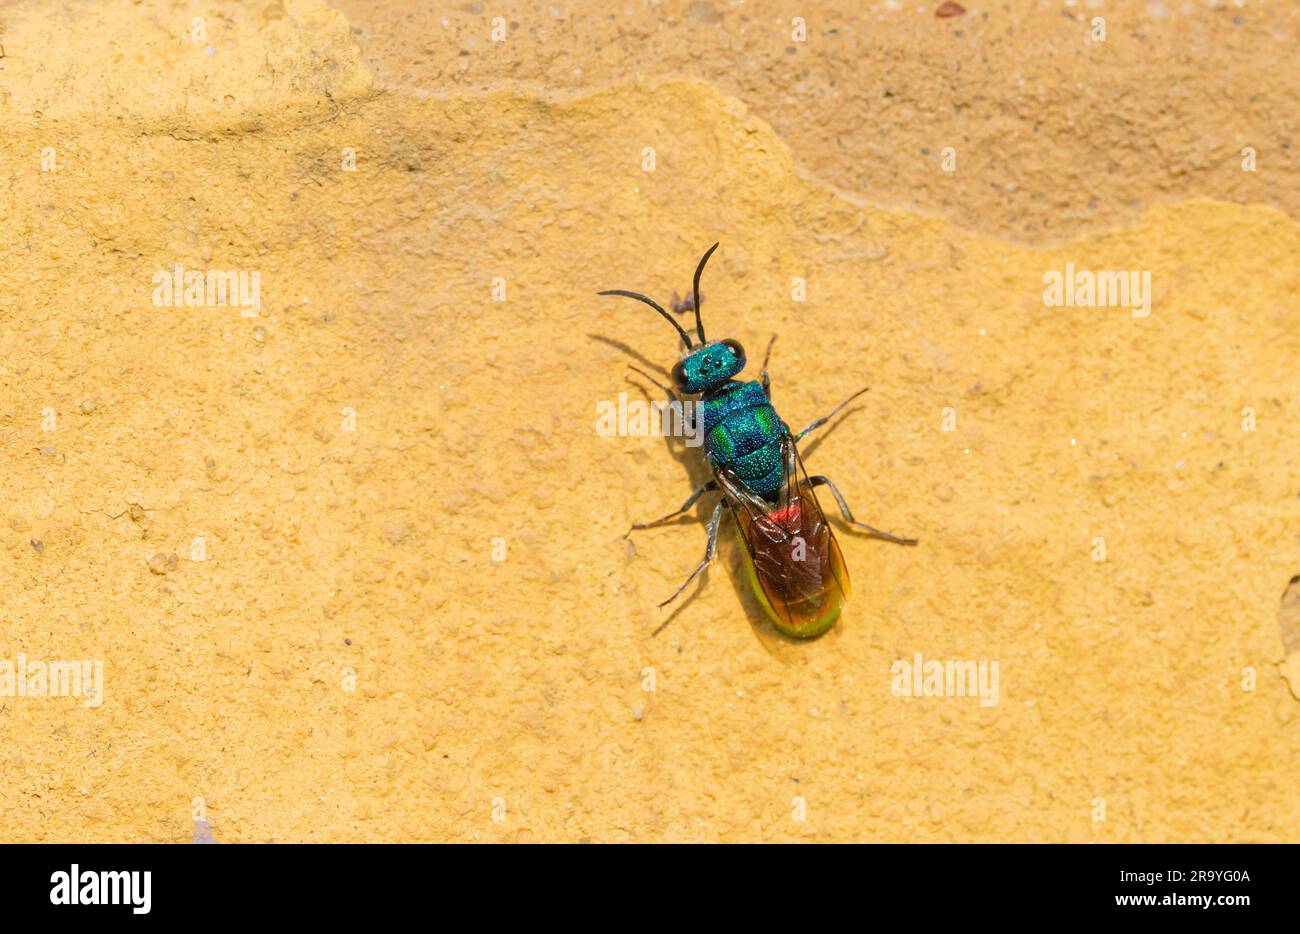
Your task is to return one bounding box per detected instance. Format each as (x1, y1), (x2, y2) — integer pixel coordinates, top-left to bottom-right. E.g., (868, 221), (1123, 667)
(670, 358), (689, 390)
(722, 338), (745, 359)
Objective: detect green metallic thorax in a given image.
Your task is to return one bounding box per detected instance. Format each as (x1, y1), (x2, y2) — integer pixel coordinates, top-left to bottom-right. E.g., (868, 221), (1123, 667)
(699, 380), (787, 498)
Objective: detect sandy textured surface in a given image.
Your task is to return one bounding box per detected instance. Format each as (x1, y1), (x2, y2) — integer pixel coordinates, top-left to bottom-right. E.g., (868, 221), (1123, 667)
(0, 0), (1297, 842)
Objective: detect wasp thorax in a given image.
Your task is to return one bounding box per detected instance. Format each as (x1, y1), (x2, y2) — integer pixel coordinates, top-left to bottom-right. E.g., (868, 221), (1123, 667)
(671, 339), (746, 393)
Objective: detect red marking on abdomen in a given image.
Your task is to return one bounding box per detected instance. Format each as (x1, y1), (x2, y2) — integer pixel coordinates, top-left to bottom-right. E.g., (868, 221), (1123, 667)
(767, 502), (802, 528)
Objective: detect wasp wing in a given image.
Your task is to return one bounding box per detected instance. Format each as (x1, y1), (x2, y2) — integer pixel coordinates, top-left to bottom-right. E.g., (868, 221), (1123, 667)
(717, 433), (851, 636)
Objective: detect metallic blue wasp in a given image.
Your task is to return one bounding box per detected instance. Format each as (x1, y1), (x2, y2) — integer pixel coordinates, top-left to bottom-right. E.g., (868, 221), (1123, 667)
(601, 243), (916, 637)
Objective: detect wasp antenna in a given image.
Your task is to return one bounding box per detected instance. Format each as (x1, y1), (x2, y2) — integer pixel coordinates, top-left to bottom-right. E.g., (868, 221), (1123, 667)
(598, 289), (693, 350)
(691, 242), (719, 344)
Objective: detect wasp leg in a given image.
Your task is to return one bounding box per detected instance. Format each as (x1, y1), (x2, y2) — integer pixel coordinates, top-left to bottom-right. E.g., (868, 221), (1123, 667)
(795, 386), (870, 441)
(657, 500), (725, 610)
(630, 480), (718, 532)
(808, 475), (917, 546)
(760, 334), (778, 397)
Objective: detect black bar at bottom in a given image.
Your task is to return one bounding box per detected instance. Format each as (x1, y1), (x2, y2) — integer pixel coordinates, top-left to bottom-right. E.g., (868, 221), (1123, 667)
(0, 842), (1283, 921)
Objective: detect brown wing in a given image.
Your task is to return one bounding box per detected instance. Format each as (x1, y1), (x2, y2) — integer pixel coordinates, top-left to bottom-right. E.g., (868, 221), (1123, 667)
(719, 433), (851, 638)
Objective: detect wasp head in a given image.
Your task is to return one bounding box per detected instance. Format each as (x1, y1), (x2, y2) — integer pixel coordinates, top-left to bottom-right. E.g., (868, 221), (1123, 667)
(598, 242), (735, 392)
(671, 339), (746, 394)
